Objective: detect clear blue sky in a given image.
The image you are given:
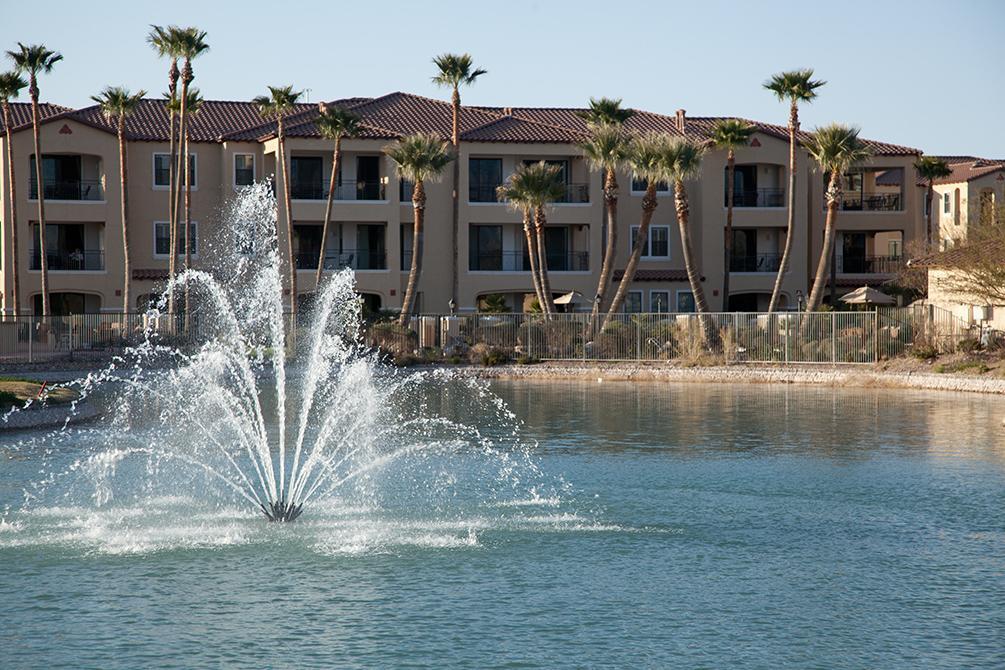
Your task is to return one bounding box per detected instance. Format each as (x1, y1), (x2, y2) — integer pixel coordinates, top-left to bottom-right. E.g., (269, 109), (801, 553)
(2, 0), (1003, 156)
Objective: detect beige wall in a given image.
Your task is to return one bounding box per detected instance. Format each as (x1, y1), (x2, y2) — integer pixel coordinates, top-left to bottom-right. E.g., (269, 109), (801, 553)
(1, 120), (928, 316)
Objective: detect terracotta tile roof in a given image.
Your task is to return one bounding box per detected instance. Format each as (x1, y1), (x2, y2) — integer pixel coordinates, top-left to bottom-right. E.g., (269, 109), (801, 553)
(930, 157), (1005, 185)
(132, 268), (169, 281)
(227, 97), (375, 142)
(0, 102), (71, 133)
(909, 239), (1005, 269)
(612, 269), (690, 282)
(461, 114), (587, 143)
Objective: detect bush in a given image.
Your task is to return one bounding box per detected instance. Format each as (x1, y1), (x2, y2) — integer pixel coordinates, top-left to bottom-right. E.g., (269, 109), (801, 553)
(958, 338), (982, 354)
(468, 342), (510, 367)
(0, 390), (18, 406)
(367, 321), (418, 356)
(515, 355), (540, 365)
(910, 344), (938, 361)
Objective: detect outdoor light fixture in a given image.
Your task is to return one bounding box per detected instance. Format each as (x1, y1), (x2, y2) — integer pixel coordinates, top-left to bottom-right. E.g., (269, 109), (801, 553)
(448, 298), (457, 314)
(796, 290), (804, 312)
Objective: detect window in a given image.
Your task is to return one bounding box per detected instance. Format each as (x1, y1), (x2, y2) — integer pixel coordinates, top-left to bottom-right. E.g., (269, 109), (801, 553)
(631, 177), (669, 193)
(624, 291), (643, 313)
(290, 156), (323, 199)
(234, 154), (255, 187)
(888, 240), (901, 257)
(631, 225), (670, 258)
(650, 290), (670, 314)
(954, 188), (961, 225)
(154, 221), (198, 256)
(469, 225), (503, 271)
(154, 153), (197, 188)
(943, 192), (950, 214)
(469, 158), (503, 202)
(676, 290), (695, 313)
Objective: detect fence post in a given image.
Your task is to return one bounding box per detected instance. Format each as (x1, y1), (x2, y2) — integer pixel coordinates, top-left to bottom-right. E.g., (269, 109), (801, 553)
(28, 320), (33, 364)
(784, 315), (789, 365)
(831, 312), (837, 365)
(636, 317), (642, 360)
(874, 310), (879, 363)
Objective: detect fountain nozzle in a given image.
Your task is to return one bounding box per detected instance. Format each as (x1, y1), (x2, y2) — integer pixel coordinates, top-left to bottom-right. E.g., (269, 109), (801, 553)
(260, 498), (304, 522)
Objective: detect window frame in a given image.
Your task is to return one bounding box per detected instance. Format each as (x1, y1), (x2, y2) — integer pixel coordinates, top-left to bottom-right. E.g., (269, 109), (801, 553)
(631, 224), (671, 259)
(153, 152), (198, 191)
(649, 290), (671, 314)
(153, 220), (199, 258)
(943, 192), (950, 214)
(676, 289), (696, 313)
(624, 291), (644, 314)
(630, 177), (670, 195)
(234, 153), (256, 188)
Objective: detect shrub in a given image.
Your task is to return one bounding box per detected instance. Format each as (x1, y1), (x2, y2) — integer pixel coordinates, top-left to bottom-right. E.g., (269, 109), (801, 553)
(515, 355), (540, 365)
(911, 344), (938, 361)
(958, 338), (982, 354)
(468, 342), (510, 367)
(0, 390), (18, 406)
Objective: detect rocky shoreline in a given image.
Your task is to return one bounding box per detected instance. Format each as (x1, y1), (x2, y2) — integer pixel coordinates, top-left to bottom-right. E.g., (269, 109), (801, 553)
(450, 363), (1005, 395)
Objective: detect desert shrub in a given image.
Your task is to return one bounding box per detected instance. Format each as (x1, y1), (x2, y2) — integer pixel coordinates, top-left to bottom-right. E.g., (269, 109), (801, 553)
(515, 354), (540, 365)
(469, 342), (510, 366)
(935, 360), (989, 374)
(593, 320), (636, 359)
(472, 322), (517, 348)
(958, 338), (982, 354)
(367, 321), (418, 356)
(910, 344), (938, 361)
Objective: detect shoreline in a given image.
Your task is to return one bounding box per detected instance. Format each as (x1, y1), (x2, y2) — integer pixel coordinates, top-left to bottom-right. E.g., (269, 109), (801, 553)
(448, 363), (1005, 395)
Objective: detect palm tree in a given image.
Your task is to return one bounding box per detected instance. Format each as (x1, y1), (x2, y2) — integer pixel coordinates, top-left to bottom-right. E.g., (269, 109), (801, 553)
(915, 155), (952, 250)
(665, 138), (711, 313)
(497, 174), (545, 314)
(709, 119), (755, 311)
(601, 133), (670, 332)
(314, 105), (362, 288)
(254, 86), (303, 321)
(520, 162), (567, 317)
(764, 68), (825, 313)
(147, 25), (185, 314)
(0, 71), (26, 318)
(92, 86), (146, 313)
(432, 53), (486, 311)
(7, 43), (62, 318)
(175, 28), (208, 320)
(804, 124), (872, 312)
(174, 88), (203, 321)
(577, 97), (634, 332)
(384, 133), (453, 326)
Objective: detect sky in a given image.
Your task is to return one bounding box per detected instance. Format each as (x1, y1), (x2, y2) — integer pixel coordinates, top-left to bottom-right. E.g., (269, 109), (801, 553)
(2, 0), (1003, 156)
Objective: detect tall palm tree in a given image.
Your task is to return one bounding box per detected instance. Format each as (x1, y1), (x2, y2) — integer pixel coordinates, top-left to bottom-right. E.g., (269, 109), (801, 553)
(601, 133), (670, 332)
(92, 87), (146, 313)
(577, 97), (634, 332)
(0, 72), (26, 318)
(175, 28), (208, 320)
(147, 25), (185, 314)
(432, 53), (486, 311)
(519, 161), (567, 317)
(254, 86), (303, 320)
(7, 43), (62, 318)
(665, 138), (711, 314)
(176, 88), (203, 321)
(804, 124), (872, 312)
(384, 133), (453, 326)
(314, 105), (362, 288)
(709, 119), (755, 311)
(764, 68), (825, 313)
(497, 168), (547, 314)
(915, 155), (952, 250)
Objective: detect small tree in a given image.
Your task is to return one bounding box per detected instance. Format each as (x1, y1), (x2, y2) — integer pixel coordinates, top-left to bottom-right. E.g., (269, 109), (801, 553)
(314, 106), (362, 288)
(914, 155), (952, 250)
(709, 119), (755, 311)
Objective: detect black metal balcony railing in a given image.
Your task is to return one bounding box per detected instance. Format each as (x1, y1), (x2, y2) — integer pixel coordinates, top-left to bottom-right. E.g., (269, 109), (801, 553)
(729, 253), (783, 273)
(470, 182), (590, 204)
(31, 249), (104, 271)
(727, 188), (785, 208)
(295, 249), (387, 271)
(837, 255), (904, 274)
(290, 180), (385, 201)
(469, 250), (589, 272)
(29, 179), (104, 201)
(838, 193), (902, 212)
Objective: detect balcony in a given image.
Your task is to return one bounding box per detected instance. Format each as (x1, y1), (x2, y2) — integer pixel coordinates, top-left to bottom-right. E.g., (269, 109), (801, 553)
(31, 249), (104, 271)
(839, 193), (902, 212)
(295, 249), (387, 271)
(29, 178), (104, 201)
(727, 188), (785, 208)
(470, 182), (590, 204)
(837, 255), (903, 274)
(469, 250), (589, 272)
(730, 253), (782, 273)
(290, 180), (386, 201)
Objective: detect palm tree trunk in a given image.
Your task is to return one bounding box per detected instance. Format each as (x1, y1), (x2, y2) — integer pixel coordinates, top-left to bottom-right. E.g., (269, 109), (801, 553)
(278, 118), (297, 325)
(534, 207), (556, 317)
(398, 180), (425, 327)
(29, 80), (49, 318)
(588, 168), (618, 335)
(675, 180), (709, 313)
(118, 120), (131, 313)
(601, 182), (658, 332)
(449, 86), (460, 310)
(925, 181), (934, 250)
(3, 102), (21, 318)
(167, 105), (177, 316)
(723, 150), (735, 311)
(178, 65), (190, 328)
(523, 214), (546, 312)
(183, 124), (192, 330)
(768, 100), (798, 313)
(315, 136), (341, 288)
(807, 172), (841, 312)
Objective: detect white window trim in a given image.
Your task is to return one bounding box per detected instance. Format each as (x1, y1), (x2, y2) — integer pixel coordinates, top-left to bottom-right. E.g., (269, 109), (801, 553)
(649, 290), (671, 314)
(675, 289), (695, 313)
(234, 153), (255, 189)
(631, 224), (671, 259)
(624, 290), (644, 313)
(153, 152), (198, 191)
(630, 180), (671, 196)
(153, 220), (199, 259)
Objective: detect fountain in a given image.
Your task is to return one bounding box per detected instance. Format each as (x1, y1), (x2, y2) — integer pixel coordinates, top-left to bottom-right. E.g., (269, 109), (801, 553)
(5, 182), (550, 526)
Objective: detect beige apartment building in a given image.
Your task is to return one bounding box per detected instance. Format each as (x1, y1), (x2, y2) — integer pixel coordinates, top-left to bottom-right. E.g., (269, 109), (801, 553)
(929, 156), (1004, 249)
(0, 92), (924, 317)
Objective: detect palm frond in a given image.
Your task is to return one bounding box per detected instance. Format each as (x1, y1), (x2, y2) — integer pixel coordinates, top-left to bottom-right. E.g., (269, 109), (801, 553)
(0, 71), (27, 101)
(763, 68), (826, 103)
(431, 53), (486, 87)
(91, 86), (147, 123)
(626, 133), (673, 186)
(914, 155), (952, 181)
(498, 161), (567, 210)
(663, 138), (706, 182)
(576, 97), (634, 126)
(578, 122), (632, 172)
(384, 133), (454, 183)
(254, 85), (303, 118)
(316, 106), (362, 140)
(708, 118), (755, 151)
(805, 123), (873, 175)
(7, 43), (63, 75)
